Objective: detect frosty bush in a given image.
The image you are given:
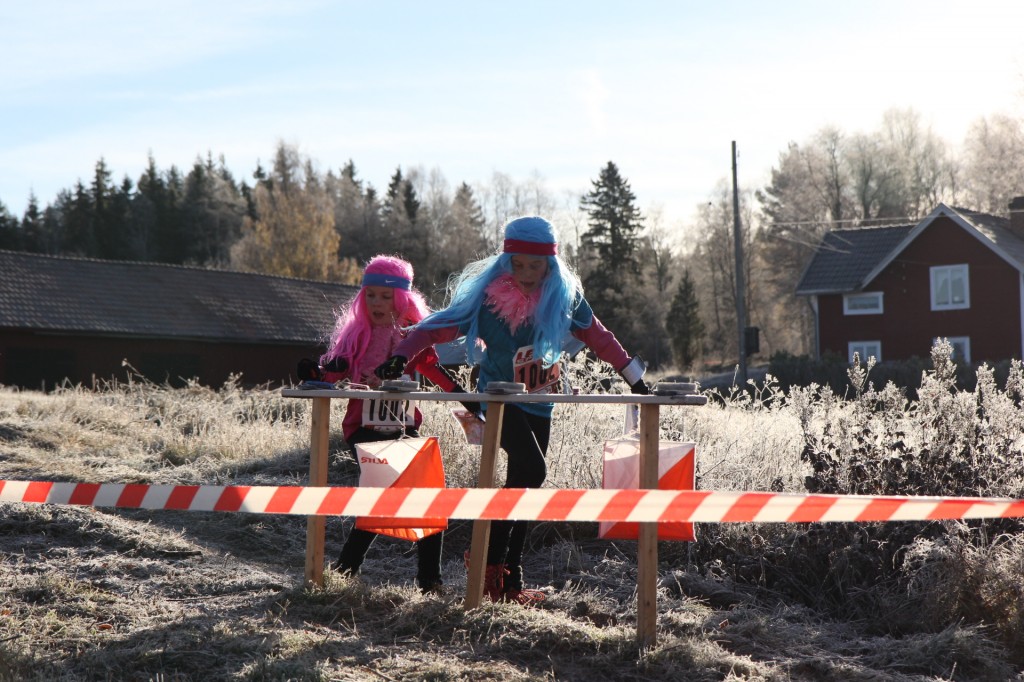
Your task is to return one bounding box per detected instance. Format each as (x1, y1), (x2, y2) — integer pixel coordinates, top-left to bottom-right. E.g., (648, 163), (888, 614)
(799, 340), (1024, 499)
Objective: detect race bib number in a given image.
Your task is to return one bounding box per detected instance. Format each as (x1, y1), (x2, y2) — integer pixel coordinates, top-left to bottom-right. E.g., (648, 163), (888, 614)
(361, 398), (416, 431)
(513, 345), (561, 394)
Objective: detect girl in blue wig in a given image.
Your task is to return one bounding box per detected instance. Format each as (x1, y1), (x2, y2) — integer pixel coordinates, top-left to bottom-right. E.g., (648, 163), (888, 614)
(375, 216), (648, 605)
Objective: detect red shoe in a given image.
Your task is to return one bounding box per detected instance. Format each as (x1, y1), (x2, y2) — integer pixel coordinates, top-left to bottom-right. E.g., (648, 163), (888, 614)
(482, 564), (507, 602)
(501, 587), (546, 606)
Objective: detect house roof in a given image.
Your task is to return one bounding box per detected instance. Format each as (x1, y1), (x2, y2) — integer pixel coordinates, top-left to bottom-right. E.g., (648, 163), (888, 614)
(794, 223), (913, 295)
(946, 206), (1024, 268)
(0, 250), (358, 345)
(796, 204), (1024, 295)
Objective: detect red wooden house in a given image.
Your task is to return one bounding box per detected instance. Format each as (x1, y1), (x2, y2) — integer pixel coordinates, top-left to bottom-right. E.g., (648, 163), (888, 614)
(795, 199), (1024, 365)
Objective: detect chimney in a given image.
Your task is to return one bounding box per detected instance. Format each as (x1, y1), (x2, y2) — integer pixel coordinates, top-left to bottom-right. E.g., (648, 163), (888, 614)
(1010, 196), (1024, 239)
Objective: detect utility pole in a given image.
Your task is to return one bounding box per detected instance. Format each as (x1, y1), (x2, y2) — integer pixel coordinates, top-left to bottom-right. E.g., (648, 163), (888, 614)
(732, 141), (747, 385)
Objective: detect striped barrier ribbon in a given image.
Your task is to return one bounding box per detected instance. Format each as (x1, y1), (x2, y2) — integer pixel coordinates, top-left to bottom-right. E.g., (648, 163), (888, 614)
(3, 480), (1024, 523)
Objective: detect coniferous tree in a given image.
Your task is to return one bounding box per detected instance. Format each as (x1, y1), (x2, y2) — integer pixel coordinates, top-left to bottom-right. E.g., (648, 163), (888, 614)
(445, 181), (488, 271)
(20, 193), (45, 253)
(134, 155), (164, 261)
(403, 180), (420, 225)
(63, 181), (95, 256)
(578, 161), (646, 354)
(90, 158), (119, 259)
(162, 166), (186, 263)
(136, 155), (185, 263)
(665, 270), (705, 370)
(381, 166), (427, 268)
(180, 153), (245, 265)
(41, 193), (69, 254)
(381, 168), (409, 246)
(0, 200), (20, 250)
(106, 176), (135, 260)
(242, 161), (265, 221)
(580, 161), (644, 277)
(383, 168), (404, 220)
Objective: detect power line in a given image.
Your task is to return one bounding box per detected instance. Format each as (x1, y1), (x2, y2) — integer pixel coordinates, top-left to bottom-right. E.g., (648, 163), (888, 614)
(760, 215), (919, 229)
(757, 207), (1023, 231)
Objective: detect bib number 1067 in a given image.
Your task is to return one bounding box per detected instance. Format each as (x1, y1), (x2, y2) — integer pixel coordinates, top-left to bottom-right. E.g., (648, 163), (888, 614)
(513, 345), (560, 394)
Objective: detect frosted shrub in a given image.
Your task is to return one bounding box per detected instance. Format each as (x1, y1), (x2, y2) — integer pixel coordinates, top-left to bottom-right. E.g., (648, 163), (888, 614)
(797, 342), (1024, 499)
(676, 375), (803, 493)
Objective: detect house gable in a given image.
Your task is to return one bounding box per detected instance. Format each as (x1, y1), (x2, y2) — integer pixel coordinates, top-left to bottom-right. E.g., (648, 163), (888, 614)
(798, 204), (1024, 364)
(862, 204), (1024, 285)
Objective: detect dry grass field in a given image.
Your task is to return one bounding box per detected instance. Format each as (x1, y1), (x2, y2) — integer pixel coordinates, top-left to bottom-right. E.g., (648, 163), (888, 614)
(1, 347), (1023, 681)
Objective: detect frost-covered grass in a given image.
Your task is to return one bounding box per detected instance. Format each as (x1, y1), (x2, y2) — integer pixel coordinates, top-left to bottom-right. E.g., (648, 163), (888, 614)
(1, 344), (1023, 680)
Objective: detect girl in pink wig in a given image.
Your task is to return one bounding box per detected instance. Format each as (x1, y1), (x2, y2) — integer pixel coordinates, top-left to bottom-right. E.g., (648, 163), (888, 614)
(307, 255), (450, 593)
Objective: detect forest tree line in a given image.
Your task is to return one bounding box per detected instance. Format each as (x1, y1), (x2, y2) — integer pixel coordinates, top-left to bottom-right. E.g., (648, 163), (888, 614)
(2, 107), (1024, 372)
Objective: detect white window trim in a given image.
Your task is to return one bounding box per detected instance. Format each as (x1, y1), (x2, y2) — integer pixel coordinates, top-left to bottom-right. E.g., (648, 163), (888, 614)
(848, 341), (882, 364)
(843, 291), (884, 315)
(931, 264), (970, 311)
(940, 336), (971, 364)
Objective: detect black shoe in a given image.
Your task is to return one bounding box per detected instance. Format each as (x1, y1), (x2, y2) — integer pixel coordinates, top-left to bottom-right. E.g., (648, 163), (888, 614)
(331, 558), (359, 577)
(503, 564), (524, 592)
(419, 578), (444, 595)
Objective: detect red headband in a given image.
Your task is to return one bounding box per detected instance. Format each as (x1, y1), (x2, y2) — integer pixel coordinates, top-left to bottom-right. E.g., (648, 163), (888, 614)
(503, 239), (558, 256)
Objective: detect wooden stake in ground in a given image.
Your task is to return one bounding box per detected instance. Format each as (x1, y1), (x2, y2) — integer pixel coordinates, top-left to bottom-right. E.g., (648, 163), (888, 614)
(464, 402), (506, 608)
(305, 396), (330, 587)
(637, 402), (660, 647)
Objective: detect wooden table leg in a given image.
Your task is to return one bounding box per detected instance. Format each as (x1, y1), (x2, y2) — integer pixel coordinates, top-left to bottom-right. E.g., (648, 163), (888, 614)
(305, 396), (331, 587)
(637, 402), (660, 647)
(465, 402), (506, 608)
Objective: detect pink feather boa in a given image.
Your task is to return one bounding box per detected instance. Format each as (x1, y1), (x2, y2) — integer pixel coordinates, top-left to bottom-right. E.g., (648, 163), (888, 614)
(484, 273), (539, 333)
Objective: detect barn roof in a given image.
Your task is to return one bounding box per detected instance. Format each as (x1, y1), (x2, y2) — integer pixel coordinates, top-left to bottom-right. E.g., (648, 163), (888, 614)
(0, 250), (358, 345)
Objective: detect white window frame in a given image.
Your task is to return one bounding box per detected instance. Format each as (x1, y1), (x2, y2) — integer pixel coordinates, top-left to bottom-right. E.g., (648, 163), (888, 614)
(843, 291), (884, 315)
(848, 341), (882, 364)
(939, 336), (971, 364)
(931, 264), (970, 311)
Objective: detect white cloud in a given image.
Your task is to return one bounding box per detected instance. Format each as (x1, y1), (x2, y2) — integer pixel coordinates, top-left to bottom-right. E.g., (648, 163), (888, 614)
(1, 1), (320, 91)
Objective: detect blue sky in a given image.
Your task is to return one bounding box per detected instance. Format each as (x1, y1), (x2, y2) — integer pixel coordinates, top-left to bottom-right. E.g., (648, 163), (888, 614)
(2, 1), (1023, 232)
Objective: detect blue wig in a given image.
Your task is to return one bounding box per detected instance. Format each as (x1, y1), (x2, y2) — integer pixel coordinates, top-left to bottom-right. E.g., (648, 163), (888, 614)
(417, 216), (583, 366)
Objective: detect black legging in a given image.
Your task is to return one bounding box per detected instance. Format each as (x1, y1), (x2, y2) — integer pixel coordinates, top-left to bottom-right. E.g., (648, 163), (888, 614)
(486, 405), (551, 586)
(336, 426), (443, 588)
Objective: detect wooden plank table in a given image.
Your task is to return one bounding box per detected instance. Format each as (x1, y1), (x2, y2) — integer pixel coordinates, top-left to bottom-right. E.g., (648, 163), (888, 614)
(281, 386), (706, 647)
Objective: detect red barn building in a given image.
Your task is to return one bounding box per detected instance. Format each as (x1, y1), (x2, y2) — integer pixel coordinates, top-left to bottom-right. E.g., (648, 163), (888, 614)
(0, 250), (359, 390)
(796, 200), (1024, 365)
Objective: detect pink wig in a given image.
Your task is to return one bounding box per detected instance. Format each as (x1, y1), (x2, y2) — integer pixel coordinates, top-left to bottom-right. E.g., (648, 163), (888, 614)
(322, 255), (430, 379)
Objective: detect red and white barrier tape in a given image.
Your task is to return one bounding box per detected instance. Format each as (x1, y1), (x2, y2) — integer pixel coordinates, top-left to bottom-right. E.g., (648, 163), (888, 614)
(3, 480), (1024, 523)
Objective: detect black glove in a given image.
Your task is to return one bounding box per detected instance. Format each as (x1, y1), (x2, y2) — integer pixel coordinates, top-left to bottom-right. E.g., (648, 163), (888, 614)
(629, 378), (651, 395)
(619, 356), (648, 395)
(374, 355), (407, 380)
(321, 356), (348, 373)
(297, 358), (321, 382)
